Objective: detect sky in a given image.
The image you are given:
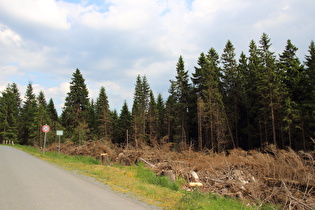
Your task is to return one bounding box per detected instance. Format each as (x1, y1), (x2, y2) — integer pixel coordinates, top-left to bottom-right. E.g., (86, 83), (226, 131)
(0, 0), (314, 115)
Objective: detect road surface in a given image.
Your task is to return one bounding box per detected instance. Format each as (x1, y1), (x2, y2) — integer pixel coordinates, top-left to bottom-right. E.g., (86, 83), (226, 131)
(0, 145), (159, 210)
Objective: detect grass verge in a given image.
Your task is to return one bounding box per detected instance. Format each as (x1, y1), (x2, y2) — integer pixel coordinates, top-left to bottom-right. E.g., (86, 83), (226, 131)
(13, 145), (271, 210)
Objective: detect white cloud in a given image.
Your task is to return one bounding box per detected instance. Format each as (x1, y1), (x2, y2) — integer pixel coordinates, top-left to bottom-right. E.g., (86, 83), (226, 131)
(0, 24), (21, 46)
(0, 0), (70, 29)
(0, 0), (314, 114)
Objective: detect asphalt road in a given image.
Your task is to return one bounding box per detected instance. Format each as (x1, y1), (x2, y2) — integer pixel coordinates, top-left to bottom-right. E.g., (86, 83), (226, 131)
(0, 145), (159, 210)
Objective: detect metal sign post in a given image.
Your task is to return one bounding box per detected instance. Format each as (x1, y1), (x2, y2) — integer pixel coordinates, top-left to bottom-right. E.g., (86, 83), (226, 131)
(42, 125), (50, 155)
(56, 130), (64, 155)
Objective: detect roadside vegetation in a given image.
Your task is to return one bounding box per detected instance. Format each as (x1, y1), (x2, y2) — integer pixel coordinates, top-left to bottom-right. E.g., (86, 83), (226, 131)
(13, 144), (262, 210)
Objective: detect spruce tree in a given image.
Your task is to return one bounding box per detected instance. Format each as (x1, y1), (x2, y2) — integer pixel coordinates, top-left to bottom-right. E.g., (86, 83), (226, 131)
(148, 90), (157, 143)
(19, 82), (38, 145)
(37, 91), (49, 146)
(258, 33), (281, 146)
(302, 41), (315, 149)
(95, 87), (110, 140)
(0, 83), (21, 143)
(47, 98), (59, 143)
(61, 68), (89, 143)
(132, 75), (151, 147)
(172, 55), (191, 144)
(278, 40), (303, 148)
(118, 101), (132, 146)
(155, 93), (166, 142)
(221, 40), (238, 148)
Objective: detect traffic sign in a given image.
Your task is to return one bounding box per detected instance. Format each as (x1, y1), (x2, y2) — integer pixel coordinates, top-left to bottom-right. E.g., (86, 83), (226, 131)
(42, 125), (50, 133)
(56, 130), (63, 136)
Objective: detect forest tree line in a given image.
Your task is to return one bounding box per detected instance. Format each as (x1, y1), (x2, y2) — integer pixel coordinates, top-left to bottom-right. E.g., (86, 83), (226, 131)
(0, 33), (314, 151)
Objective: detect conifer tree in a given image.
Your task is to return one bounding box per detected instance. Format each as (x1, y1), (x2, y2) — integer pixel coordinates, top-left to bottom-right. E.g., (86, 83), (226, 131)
(132, 75), (151, 147)
(221, 40), (238, 148)
(155, 93), (166, 142)
(61, 68), (89, 143)
(278, 40), (303, 148)
(258, 33), (281, 146)
(37, 91), (49, 146)
(110, 110), (119, 144)
(95, 87), (110, 140)
(247, 40), (263, 148)
(87, 99), (97, 138)
(118, 101), (132, 146)
(203, 48), (227, 151)
(0, 83), (21, 143)
(19, 82), (38, 145)
(171, 56), (191, 144)
(166, 81), (177, 143)
(148, 90), (157, 142)
(302, 41), (315, 149)
(47, 98), (59, 143)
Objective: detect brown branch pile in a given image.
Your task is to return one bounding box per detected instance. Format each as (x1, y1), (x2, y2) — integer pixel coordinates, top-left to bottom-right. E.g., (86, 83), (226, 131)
(47, 142), (315, 209)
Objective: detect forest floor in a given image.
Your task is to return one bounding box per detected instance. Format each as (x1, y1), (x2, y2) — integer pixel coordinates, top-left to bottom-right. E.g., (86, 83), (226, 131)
(47, 141), (315, 209)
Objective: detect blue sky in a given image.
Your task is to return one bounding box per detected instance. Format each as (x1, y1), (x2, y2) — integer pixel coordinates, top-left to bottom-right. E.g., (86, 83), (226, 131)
(0, 0), (314, 115)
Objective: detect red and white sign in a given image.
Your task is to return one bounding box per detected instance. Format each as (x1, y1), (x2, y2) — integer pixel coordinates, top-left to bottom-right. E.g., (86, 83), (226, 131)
(42, 125), (50, 133)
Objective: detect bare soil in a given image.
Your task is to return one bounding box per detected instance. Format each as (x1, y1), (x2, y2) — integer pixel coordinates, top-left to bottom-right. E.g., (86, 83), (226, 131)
(47, 141), (315, 209)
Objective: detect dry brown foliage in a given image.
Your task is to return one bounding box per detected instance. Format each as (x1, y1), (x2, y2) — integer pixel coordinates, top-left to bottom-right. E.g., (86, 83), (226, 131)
(47, 141), (315, 209)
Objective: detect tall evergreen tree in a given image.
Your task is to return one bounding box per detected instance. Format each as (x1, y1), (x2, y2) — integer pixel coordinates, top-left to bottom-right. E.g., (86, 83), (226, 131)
(221, 40), (238, 148)
(37, 91), (49, 146)
(95, 87), (110, 140)
(258, 33), (281, 146)
(46, 98), (59, 143)
(19, 82), (38, 145)
(132, 75), (151, 148)
(278, 40), (303, 148)
(155, 93), (166, 142)
(61, 68), (89, 143)
(302, 40), (315, 149)
(203, 48), (228, 151)
(0, 83), (21, 143)
(118, 101), (132, 146)
(148, 90), (157, 143)
(171, 55), (191, 144)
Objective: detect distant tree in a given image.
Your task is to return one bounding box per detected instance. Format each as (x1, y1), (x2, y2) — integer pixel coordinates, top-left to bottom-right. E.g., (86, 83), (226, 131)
(132, 75), (151, 148)
(258, 33), (281, 146)
(203, 48), (228, 151)
(110, 109), (119, 144)
(221, 40), (238, 148)
(302, 41), (315, 149)
(0, 83), (21, 143)
(95, 87), (110, 140)
(36, 91), (50, 147)
(165, 81), (177, 143)
(155, 93), (166, 142)
(61, 68), (89, 143)
(172, 56), (191, 145)
(278, 40), (303, 148)
(87, 99), (97, 139)
(118, 101), (132, 146)
(148, 90), (157, 143)
(19, 82), (38, 145)
(46, 98), (59, 143)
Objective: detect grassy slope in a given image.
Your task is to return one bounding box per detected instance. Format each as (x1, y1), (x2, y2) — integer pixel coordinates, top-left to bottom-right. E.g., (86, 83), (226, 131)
(12, 145), (269, 210)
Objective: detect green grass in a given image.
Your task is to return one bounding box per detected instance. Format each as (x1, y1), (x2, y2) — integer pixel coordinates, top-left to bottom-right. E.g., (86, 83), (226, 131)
(178, 190), (250, 210)
(12, 144), (276, 210)
(136, 162), (185, 191)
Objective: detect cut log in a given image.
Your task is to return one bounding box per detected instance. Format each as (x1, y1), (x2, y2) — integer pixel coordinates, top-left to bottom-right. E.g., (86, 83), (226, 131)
(138, 157), (157, 169)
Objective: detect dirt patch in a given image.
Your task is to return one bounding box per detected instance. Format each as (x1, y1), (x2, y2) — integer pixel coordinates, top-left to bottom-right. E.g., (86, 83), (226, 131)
(47, 142), (315, 209)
